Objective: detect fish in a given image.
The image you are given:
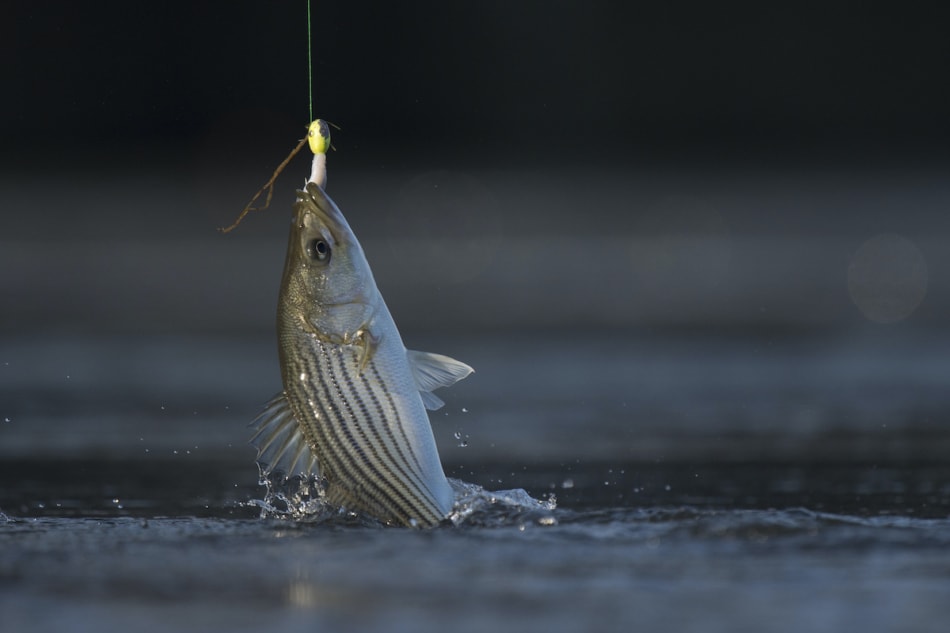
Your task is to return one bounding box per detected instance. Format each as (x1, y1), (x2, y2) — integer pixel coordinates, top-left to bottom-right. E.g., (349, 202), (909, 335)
(250, 178), (473, 528)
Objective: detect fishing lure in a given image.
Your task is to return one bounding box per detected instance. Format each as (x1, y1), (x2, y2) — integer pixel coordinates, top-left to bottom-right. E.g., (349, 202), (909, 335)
(219, 119), (332, 233)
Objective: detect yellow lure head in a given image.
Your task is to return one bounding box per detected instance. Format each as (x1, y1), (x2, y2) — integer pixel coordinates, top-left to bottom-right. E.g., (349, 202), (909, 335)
(307, 119), (331, 155)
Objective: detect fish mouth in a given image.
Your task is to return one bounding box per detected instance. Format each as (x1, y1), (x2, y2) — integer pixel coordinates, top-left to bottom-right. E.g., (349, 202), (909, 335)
(295, 182), (351, 237)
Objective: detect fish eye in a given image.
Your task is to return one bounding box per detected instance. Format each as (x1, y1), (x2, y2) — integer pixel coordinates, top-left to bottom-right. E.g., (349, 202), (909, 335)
(306, 238), (331, 263)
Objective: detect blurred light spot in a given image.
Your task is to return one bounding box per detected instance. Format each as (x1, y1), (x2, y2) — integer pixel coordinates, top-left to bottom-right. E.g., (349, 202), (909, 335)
(847, 233), (927, 324)
(389, 171), (502, 284)
(288, 579), (317, 608)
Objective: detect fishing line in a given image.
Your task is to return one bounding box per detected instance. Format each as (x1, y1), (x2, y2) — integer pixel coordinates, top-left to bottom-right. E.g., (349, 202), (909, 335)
(219, 1), (323, 233)
(307, 0), (313, 123)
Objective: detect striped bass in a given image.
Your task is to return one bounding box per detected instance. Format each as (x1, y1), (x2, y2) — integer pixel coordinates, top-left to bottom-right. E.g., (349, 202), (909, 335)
(250, 155), (473, 528)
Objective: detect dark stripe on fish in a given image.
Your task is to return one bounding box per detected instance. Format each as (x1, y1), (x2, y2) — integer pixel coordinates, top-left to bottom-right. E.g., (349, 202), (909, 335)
(304, 340), (440, 525)
(361, 360), (436, 496)
(327, 344), (444, 523)
(365, 359), (447, 508)
(330, 346), (444, 522)
(304, 345), (403, 521)
(286, 350), (382, 516)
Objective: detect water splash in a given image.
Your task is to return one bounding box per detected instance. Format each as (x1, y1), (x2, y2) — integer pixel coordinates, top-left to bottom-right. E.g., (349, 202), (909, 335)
(245, 468), (367, 525)
(447, 478), (557, 527)
(247, 468), (557, 528)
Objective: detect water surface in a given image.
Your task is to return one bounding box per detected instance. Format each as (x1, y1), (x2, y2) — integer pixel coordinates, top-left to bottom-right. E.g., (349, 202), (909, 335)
(2, 460), (950, 633)
(2, 333), (950, 633)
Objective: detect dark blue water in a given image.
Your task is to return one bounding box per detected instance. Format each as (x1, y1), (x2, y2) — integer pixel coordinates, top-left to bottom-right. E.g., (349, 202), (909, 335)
(3, 508), (949, 633)
(2, 333), (950, 633)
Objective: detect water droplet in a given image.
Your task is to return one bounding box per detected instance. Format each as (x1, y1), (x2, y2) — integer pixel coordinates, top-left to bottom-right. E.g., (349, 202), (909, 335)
(664, 484), (671, 491)
(3, 417), (10, 423)
(461, 407), (468, 413)
(561, 478), (574, 489)
(299, 372), (308, 382)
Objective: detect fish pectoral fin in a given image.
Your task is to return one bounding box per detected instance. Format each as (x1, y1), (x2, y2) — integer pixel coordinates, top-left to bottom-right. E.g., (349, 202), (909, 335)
(407, 350), (474, 411)
(419, 391), (446, 411)
(354, 328), (381, 374)
(249, 392), (320, 478)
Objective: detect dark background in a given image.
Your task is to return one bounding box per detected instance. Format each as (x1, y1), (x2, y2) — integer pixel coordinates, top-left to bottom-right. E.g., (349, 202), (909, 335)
(6, 3), (950, 160)
(4, 2), (950, 338)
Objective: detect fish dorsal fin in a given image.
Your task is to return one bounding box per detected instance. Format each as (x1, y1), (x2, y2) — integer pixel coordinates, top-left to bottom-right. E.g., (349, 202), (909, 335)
(407, 350), (474, 411)
(249, 393), (319, 478)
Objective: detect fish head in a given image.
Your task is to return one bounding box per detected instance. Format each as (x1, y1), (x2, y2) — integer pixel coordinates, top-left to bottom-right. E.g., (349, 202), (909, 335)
(280, 183), (378, 336)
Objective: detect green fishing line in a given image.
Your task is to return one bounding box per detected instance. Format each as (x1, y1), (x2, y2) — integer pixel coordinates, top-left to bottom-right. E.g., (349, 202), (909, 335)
(307, 0), (313, 122)
(220, 1), (321, 233)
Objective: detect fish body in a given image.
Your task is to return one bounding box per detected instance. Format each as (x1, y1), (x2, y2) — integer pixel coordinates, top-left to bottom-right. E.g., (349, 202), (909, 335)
(252, 182), (472, 527)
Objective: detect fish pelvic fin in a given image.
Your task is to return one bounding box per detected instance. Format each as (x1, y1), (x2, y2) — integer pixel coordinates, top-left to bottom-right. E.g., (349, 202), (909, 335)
(249, 392), (319, 478)
(407, 350), (474, 411)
